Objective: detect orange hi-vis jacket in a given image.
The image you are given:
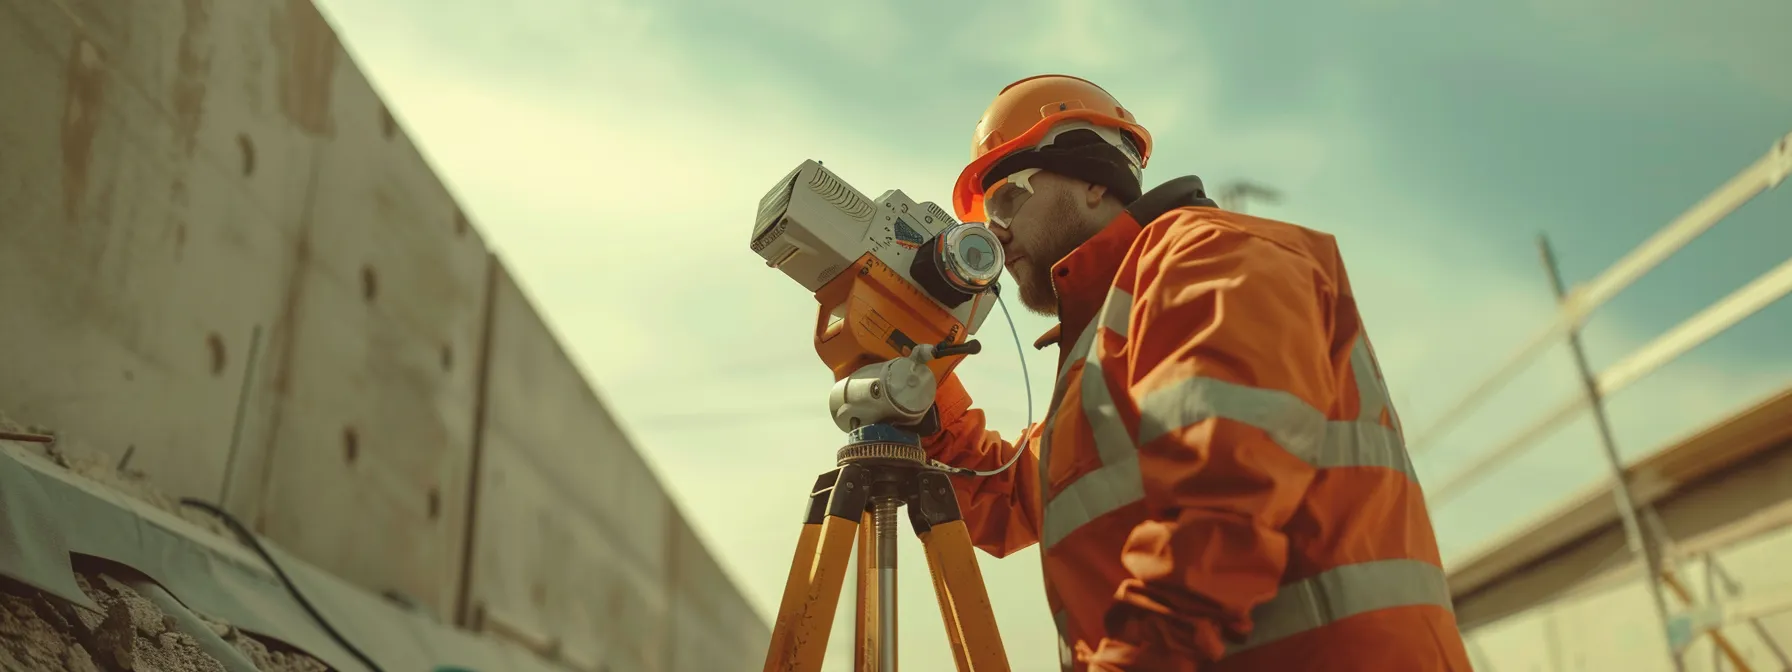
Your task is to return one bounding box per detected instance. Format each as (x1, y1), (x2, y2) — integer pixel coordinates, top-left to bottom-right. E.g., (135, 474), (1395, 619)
(925, 177), (1472, 671)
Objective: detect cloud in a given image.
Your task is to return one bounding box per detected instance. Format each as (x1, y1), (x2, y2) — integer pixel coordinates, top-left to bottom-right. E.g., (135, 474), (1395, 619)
(721, 0), (913, 67)
(1525, 0), (1792, 102)
(949, 0), (1185, 73)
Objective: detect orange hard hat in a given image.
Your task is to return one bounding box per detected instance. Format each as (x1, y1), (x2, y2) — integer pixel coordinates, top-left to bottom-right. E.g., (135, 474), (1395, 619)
(951, 75), (1153, 222)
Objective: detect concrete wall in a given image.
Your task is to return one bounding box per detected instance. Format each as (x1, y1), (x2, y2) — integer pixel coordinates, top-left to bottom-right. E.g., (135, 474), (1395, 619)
(0, 0), (769, 668)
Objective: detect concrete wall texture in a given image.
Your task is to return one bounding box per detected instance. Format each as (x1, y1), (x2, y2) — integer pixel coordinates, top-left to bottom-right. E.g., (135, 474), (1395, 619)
(0, 0), (770, 669)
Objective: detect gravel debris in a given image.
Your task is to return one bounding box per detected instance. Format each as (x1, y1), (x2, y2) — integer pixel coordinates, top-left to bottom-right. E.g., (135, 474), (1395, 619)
(0, 578), (101, 672)
(194, 614), (328, 672)
(2, 569), (334, 672)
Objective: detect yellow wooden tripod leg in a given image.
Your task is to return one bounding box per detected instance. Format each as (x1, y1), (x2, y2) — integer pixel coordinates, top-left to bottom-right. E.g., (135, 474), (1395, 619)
(912, 470), (1010, 671)
(765, 472), (836, 670)
(922, 520), (1008, 671)
(763, 465), (874, 672)
(921, 529), (972, 670)
(855, 510), (880, 672)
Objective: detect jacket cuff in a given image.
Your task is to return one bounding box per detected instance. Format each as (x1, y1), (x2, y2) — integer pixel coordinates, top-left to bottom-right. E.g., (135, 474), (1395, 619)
(1103, 589), (1230, 664)
(931, 372), (975, 435)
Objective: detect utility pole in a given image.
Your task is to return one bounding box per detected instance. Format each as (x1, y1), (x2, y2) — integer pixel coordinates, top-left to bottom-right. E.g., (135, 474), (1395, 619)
(1216, 180), (1283, 214)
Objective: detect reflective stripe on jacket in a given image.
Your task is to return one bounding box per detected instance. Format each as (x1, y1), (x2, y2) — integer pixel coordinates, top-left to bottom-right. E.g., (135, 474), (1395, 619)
(924, 177), (1472, 671)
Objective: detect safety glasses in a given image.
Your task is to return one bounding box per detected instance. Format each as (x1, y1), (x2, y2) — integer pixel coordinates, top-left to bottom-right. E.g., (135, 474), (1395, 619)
(983, 168), (1042, 231)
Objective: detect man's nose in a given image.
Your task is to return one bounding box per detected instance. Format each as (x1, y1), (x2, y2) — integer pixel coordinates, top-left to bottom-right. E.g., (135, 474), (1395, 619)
(988, 220), (1013, 245)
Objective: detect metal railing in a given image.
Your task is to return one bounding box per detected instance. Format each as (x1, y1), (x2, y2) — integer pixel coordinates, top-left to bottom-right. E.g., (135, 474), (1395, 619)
(1407, 129), (1792, 670)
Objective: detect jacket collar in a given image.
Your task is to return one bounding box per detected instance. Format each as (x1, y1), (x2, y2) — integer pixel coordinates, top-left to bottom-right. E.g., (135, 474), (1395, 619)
(1034, 176), (1218, 350)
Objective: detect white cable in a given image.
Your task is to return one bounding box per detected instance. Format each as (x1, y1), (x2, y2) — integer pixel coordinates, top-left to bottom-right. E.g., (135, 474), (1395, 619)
(931, 289), (1034, 477)
(967, 291), (1033, 477)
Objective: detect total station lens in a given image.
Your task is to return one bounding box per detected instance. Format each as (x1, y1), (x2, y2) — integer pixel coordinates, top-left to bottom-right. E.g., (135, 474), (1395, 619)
(965, 236), (997, 272)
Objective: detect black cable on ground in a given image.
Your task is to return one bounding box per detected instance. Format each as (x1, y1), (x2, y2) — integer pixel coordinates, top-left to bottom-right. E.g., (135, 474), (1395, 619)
(178, 497), (386, 672)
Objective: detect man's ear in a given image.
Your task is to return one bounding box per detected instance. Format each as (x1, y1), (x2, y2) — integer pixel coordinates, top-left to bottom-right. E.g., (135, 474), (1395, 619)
(1084, 182), (1109, 209)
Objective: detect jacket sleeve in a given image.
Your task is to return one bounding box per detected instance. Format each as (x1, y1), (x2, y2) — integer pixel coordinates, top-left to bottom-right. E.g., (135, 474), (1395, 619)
(1088, 218), (1331, 667)
(920, 372), (1043, 558)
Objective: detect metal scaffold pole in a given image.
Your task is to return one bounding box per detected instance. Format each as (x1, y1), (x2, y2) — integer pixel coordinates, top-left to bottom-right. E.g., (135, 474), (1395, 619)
(1535, 234), (1685, 672)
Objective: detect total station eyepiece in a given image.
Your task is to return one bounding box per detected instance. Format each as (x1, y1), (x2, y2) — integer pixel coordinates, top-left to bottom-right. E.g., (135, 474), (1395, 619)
(912, 224), (1003, 308)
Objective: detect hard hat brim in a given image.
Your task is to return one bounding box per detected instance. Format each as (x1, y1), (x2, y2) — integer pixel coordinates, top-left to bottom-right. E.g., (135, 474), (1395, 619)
(952, 109), (1151, 222)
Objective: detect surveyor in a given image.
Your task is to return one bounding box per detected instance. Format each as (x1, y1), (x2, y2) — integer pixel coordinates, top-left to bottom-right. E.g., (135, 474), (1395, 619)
(924, 74), (1474, 671)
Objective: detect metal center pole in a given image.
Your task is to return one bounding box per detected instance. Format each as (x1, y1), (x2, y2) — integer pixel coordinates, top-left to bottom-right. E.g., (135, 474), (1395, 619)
(874, 497), (900, 671)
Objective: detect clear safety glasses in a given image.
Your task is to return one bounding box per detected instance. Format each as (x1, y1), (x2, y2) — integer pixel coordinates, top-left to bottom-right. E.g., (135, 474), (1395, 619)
(983, 168), (1042, 231)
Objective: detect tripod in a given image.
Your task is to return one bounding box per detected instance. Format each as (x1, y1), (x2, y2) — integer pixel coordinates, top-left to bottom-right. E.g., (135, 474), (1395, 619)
(761, 424), (1011, 672)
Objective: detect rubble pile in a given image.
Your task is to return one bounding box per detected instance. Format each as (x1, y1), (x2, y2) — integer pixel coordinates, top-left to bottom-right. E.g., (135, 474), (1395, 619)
(69, 573), (225, 672)
(193, 614), (328, 672)
(0, 577), (100, 672)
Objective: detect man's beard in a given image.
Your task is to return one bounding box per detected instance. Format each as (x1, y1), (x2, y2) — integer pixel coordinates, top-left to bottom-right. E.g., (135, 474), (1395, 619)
(1007, 192), (1092, 316)
(1013, 257), (1060, 315)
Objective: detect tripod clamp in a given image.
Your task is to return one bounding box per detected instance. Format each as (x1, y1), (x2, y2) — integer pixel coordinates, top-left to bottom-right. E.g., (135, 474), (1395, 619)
(827, 340), (982, 439)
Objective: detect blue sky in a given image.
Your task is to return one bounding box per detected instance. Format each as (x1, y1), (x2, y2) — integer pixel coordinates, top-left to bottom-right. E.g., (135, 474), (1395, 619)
(314, 0), (1790, 667)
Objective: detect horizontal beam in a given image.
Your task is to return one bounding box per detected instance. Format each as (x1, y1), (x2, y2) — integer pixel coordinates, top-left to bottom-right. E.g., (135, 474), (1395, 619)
(1447, 387), (1792, 630)
(1408, 131), (1792, 455)
(1427, 253), (1792, 507)
(1600, 254), (1792, 393)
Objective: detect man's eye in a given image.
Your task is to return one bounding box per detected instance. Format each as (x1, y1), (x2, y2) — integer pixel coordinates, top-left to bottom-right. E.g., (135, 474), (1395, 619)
(989, 186), (1018, 212)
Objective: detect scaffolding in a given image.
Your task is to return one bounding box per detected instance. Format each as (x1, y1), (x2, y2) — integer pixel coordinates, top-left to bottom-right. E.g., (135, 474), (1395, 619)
(1409, 130), (1792, 670)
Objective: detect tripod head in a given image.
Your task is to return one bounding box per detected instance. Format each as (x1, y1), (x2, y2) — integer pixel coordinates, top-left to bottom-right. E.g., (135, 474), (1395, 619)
(827, 340), (982, 437)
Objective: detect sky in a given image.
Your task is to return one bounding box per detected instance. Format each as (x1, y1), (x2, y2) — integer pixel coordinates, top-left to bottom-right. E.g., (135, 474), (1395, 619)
(310, 0), (1792, 668)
